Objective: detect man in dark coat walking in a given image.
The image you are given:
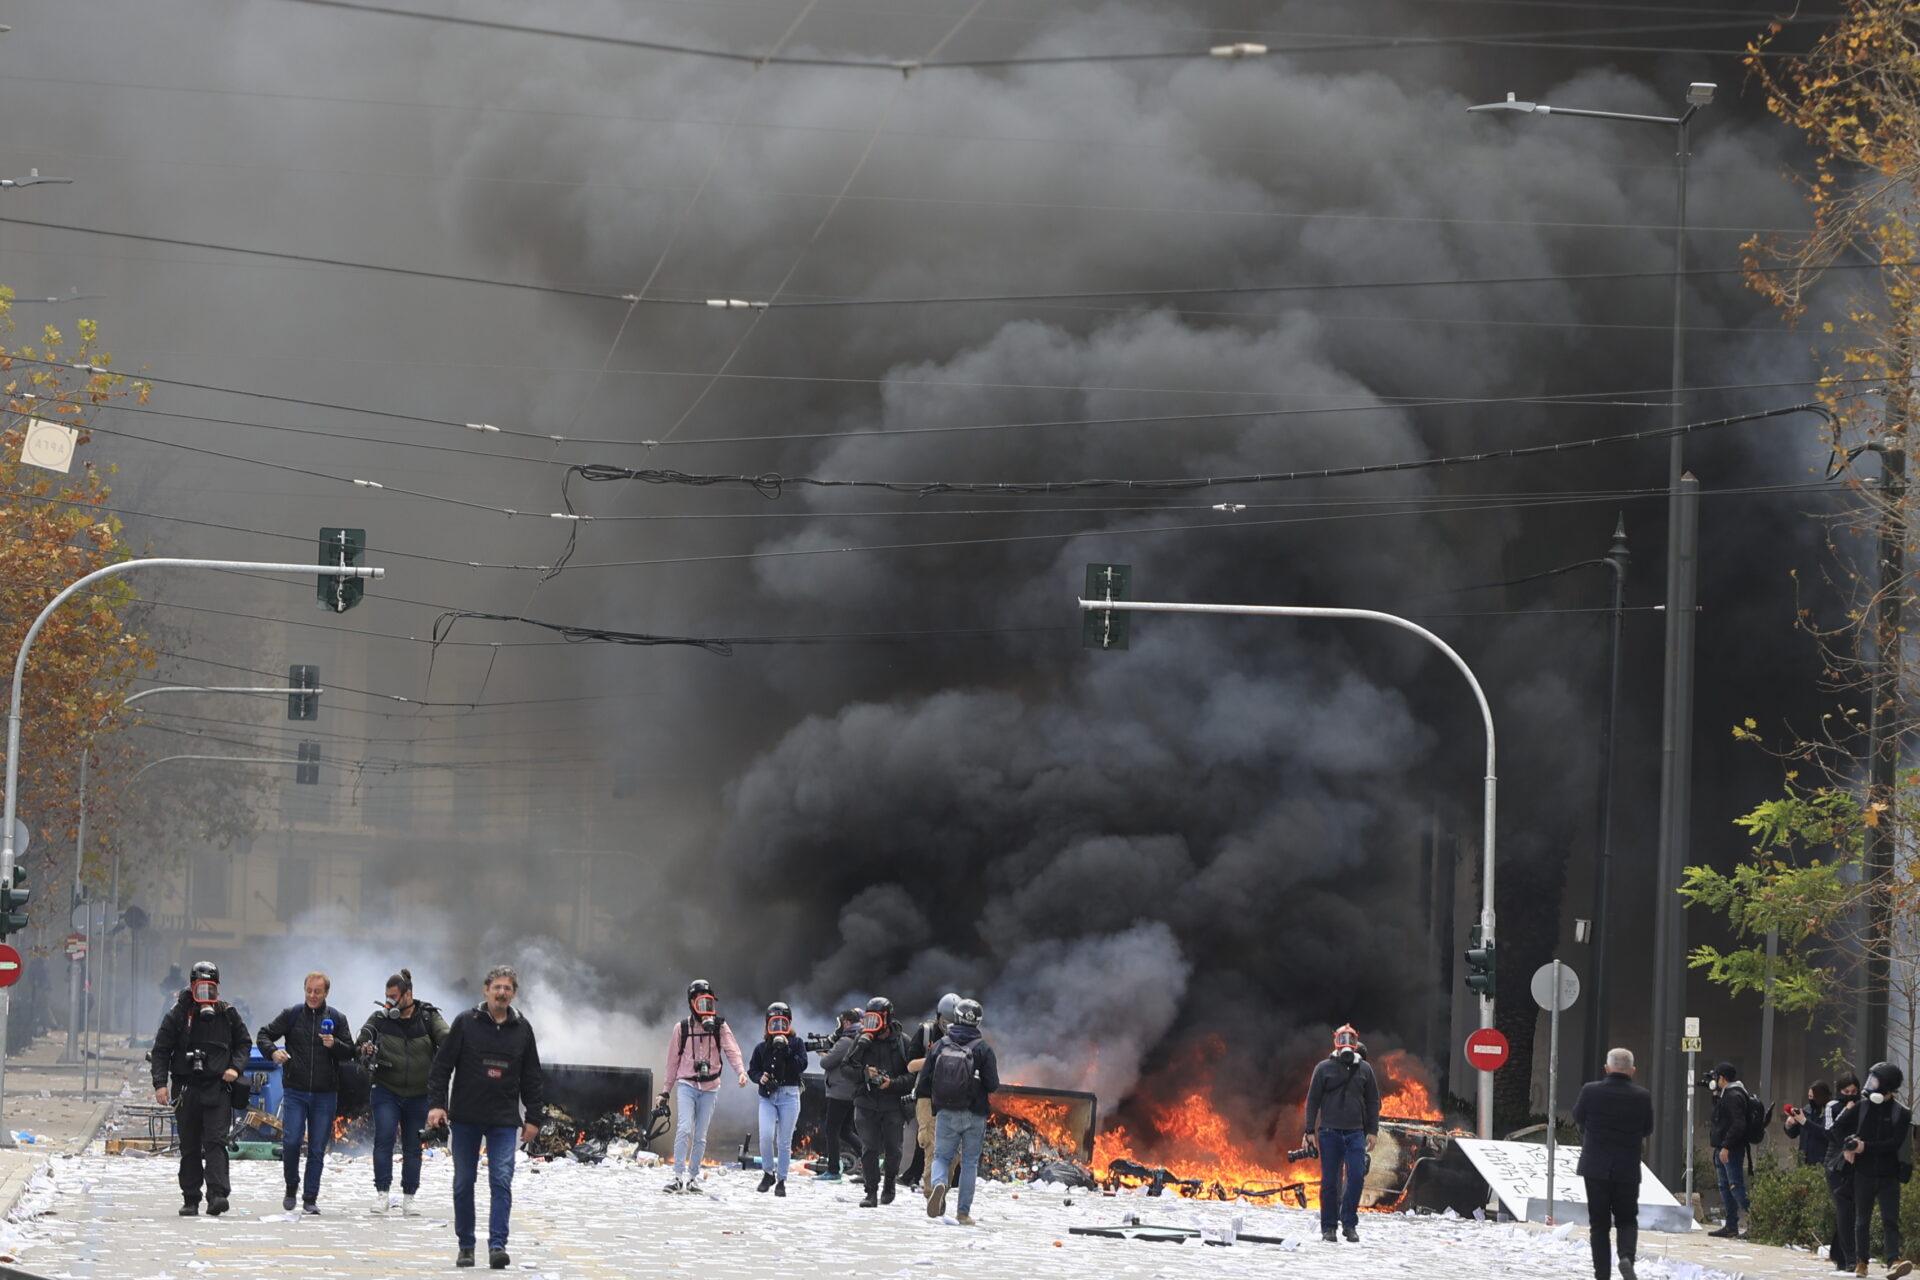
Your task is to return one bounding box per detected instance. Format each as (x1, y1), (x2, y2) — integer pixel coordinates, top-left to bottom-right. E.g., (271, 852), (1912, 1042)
(1572, 1047), (1654, 1280)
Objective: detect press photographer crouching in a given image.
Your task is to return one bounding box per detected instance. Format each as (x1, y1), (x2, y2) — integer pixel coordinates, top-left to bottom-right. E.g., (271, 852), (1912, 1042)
(151, 961), (251, 1217)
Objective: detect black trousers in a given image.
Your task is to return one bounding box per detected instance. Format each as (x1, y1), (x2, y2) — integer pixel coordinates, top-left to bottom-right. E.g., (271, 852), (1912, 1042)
(1855, 1171), (1903, 1264)
(1582, 1175), (1638, 1280)
(175, 1087), (232, 1204)
(1827, 1165), (1855, 1269)
(823, 1097), (862, 1171)
(854, 1107), (904, 1194)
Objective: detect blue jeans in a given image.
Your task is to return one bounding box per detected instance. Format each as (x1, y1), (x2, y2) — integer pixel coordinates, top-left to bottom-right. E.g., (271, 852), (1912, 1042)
(758, 1086), (801, 1181)
(281, 1088), (338, 1204)
(1714, 1145), (1750, 1227)
(450, 1122), (518, 1251)
(1318, 1128), (1367, 1231)
(930, 1109), (987, 1215)
(673, 1081), (719, 1178)
(370, 1085), (431, 1196)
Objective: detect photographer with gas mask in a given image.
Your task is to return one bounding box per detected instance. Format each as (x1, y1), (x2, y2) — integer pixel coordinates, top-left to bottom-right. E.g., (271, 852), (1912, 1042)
(151, 961), (251, 1217)
(662, 979), (747, 1194)
(814, 1007), (865, 1181)
(1302, 1023), (1380, 1244)
(356, 967), (450, 1215)
(824, 996), (914, 1208)
(256, 972), (356, 1214)
(750, 1001), (809, 1196)
(1829, 1062), (1914, 1278)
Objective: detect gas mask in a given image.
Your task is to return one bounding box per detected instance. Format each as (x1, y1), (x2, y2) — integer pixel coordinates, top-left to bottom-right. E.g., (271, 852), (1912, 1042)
(1333, 1023), (1361, 1067)
(690, 992), (718, 1031)
(1868, 1075), (1887, 1105)
(766, 1012), (791, 1038)
(192, 978), (219, 1006)
(861, 1009), (888, 1036)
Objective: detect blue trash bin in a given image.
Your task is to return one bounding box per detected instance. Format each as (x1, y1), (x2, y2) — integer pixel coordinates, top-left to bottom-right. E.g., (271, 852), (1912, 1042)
(242, 1047), (282, 1140)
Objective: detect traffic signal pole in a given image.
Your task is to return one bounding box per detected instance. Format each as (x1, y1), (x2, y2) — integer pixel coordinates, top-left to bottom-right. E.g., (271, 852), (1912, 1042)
(0, 557), (382, 1136)
(1078, 592), (1499, 1141)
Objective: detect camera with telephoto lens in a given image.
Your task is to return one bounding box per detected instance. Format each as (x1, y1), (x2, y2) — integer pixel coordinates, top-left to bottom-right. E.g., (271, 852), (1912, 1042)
(804, 1032), (835, 1054)
(183, 1048), (209, 1076)
(1286, 1142), (1319, 1163)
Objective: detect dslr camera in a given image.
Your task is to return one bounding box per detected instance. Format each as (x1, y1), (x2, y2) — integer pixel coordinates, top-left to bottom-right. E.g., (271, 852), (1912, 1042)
(803, 1032), (835, 1054)
(1287, 1141), (1319, 1163)
(183, 1048), (209, 1076)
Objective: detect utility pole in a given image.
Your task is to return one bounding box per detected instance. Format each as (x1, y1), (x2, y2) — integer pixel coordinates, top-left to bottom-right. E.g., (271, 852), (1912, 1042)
(1862, 430), (1906, 1065)
(1584, 518), (1630, 1068)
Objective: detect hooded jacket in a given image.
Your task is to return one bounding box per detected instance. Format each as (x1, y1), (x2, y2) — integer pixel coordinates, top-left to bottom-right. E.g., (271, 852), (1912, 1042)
(256, 1001), (356, 1093)
(356, 1000), (451, 1099)
(926, 1023), (1000, 1116)
(428, 1001), (545, 1129)
(1709, 1080), (1752, 1150)
(1303, 1053), (1381, 1136)
(824, 1028), (912, 1112)
(152, 989), (250, 1093)
(1829, 1092), (1912, 1180)
(821, 1026), (863, 1101)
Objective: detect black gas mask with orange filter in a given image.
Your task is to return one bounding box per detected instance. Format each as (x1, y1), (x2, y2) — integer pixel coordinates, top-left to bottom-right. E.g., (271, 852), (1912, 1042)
(190, 960), (220, 1007)
(1333, 1023), (1362, 1068)
(765, 1002), (792, 1039)
(861, 995), (893, 1037)
(687, 979), (719, 1031)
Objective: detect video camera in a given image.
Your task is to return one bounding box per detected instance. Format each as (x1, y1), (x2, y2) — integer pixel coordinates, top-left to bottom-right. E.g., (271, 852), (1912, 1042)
(803, 1032), (835, 1054)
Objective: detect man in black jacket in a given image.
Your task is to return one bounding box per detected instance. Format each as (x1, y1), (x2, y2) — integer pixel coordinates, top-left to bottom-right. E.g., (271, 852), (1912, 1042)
(428, 965), (543, 1271)
(823, 996), (913, 1208)
(1831, 1061), (1913, 1277)
(1572, 1047), (1653, 1280)
(151, 961), (250, 1217)
(923, 998), (999, 1226)
(1302, 1024), (1381, 1244)
(256, 971), (355, 1213)
(1706, 1062), (1753, 1238)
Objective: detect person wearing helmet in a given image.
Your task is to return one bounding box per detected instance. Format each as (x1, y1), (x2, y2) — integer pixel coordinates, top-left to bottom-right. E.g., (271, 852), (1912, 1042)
(749, 1001), (809, 1196)
(813, 1008), (866, 1182)
(924, 998), (998, 1226)
(1302, 1023), (1380, 1244)
(822, 996), (913, 1207)
(151, 961), (251, 1217)
(1831, 1062), (1914, 1277)
(662, 980), (748, 1193)
(1705, 1062), (1753, 1238)
(901, 993), (961, 1190)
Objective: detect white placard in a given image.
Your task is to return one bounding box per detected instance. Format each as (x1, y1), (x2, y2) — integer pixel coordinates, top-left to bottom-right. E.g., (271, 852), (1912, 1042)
(21, 417), (76, 473)
(1453, 1138), (1694, 1233)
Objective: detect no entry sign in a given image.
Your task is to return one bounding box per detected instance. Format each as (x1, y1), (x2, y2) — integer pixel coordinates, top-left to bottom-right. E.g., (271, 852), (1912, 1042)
(0, 944), (22, 988)
(1465, 1027), (1510, 1072)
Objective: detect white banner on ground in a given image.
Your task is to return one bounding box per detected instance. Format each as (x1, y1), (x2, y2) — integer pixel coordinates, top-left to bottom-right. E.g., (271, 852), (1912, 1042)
(1453, 1138), (1694, 1233)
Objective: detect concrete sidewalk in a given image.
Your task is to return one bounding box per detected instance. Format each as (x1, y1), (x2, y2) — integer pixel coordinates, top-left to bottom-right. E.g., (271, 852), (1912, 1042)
(0, 1032), (136, 1217)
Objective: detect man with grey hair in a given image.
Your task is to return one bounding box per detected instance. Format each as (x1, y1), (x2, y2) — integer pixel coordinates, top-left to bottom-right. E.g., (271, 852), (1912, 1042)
(1572, 1047), (1654, 1280)
(428, 966), (544, 1271)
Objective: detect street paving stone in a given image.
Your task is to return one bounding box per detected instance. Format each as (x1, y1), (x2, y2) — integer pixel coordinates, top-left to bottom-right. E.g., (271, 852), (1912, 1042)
(2, 1150), (1821, 1279)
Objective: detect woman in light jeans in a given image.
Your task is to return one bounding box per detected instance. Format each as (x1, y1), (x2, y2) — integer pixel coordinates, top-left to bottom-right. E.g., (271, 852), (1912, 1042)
(750, 1002), (810, 1195)
(661, 979), (747, 1193)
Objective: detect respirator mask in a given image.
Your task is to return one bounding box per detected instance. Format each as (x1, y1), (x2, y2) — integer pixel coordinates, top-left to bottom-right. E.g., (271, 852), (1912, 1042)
(690, 992), (718, 1031)
(192, 979), (219, 1005)
(861, 1009), (888, 1036)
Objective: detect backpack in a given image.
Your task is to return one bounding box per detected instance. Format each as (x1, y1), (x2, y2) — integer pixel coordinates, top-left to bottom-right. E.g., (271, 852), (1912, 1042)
(1744, 1090), (1772, 1143)
(927, 1038), (979, 1111)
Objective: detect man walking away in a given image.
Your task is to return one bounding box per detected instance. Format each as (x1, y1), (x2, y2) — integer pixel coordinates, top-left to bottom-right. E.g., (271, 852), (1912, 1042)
(427, 965), (544, 1271)
(1830, 1061), (1914, 1279)
(1302, 1023), (1381, 1244)
(1572, 1047), (1654, 1280)
(1706, 1063), (1753, 1238)
(924, 998), (998, 1226)
(152, 961), (250, 1217)
(256, 971), (354, 1214)
(901, 993), (959, 1189)
(357, 967), (449, 1215)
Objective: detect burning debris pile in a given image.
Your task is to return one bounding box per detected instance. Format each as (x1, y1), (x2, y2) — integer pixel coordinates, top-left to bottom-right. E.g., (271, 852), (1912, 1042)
(527, 1102), (663, 1162)
(981, 1093), (1090, 1182)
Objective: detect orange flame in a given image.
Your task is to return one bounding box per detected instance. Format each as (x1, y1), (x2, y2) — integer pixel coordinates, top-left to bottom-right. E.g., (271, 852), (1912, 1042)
(992, 1093), (1081, 1154)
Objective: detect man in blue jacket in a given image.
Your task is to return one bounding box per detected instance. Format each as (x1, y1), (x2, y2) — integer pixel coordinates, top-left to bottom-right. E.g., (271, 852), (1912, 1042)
(256, 971), (355, 1214)
(1302, 1024), (1381, 1244)
(1572, 1048), (1654, 1280)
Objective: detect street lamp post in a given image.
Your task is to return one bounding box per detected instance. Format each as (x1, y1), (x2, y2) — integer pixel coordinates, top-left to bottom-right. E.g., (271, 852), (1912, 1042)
(0, 557), (382, 1134)
(1469, 79), (1714, 1183)
(1076, 594), (1499, 1141)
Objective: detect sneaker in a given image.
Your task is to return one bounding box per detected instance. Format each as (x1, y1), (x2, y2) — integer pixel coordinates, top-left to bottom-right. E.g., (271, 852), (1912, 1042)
(1708, 1225), (1739, 1238)
(282, 1194), (297, 1212)
(456, 1248), (474, 1268)
(927, 1182), (948, 1219)
(663, 1177), (685, 1194)
(302, 1202), (320, 1216)
(1891, 1264), (1914, 1280)
(489, 1250), (510, 1270)
(774, 1180), (786, 1198)
(1322, 1228), (1336, 1243)
(758, 1173), (776, 1193)
(859, 1192), (878, 1208)
(207, 1196), (229, 1217)
(1343, 1226), (1359, 1243)
(956, 1213), (975, 1227)
(402, 1194), (418, 1216)
(178, 1203), (198, 1217)
(814, 1170), (842, 1182)
(684, 1177), (703, 1195)
(371, 1192), (390, 1215)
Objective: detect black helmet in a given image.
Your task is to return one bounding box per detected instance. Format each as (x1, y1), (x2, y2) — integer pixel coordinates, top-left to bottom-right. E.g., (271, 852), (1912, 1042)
(687, 979), (718, 1024)
(861, 995), (894, 1035)
(688, 979), (713, 1000)
(865, 996), (893, 1015)
(766, 1001), (791, 1019)
(1868, 1062), (1906, 1095)
(952, 998), (982, 1027)
(190, 960), (219, 984)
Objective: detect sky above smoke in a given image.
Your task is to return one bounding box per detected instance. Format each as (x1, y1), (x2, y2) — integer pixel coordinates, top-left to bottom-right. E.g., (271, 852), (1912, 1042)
(0, 0), (1838, 1130)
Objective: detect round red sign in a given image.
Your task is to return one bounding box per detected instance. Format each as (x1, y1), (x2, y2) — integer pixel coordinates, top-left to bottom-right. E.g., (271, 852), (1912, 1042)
(1465, 1027), (1510, 1072)
(0, 944), (23, 988)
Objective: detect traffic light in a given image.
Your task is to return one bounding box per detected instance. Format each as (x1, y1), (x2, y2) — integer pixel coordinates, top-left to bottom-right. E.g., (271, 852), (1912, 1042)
(296, 741), (320, 785)
(1082, 563), (1132, 651)
(287, 664), (320, 721)
(317, 528), (366, 613)
(1, 865), (31, 938)
(1464, 925), (1496, 998)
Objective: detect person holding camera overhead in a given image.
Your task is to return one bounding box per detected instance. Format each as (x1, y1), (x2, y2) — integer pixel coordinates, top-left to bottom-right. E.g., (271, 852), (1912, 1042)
(749, 1001), (810, 1196)
(661, 979), (748, 1194)
(257, 971), (355, 1214)
(151, 961), (251, 1218)
(1829, 1062), (1914, 1278)
(1301, 1024), (1381, 1244)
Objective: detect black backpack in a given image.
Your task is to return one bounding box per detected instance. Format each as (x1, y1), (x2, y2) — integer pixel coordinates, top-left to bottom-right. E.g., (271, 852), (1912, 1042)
(1744, 1090), (1772, 1143)
(927, 1038), (978, 1111)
